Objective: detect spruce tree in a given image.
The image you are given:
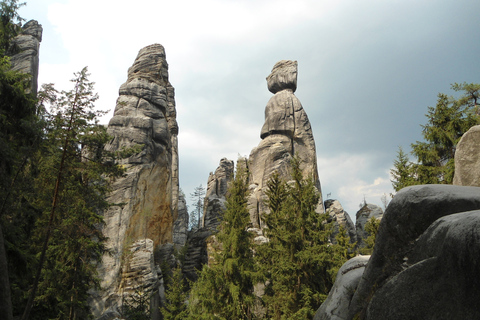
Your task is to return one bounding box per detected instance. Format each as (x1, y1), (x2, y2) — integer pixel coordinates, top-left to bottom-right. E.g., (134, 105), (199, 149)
(160, 266), (188, 320)
(187, 163), (256, 319)
(21, 68), (125, 320)
(359, 217), (381, 255)
(255, 157), (337, 319)
(392, 84), (480, 189)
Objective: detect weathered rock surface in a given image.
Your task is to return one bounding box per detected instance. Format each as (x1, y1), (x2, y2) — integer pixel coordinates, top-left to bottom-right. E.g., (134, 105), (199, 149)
(325, 199), (356, 244)
(453, 125), (480, 186)
(348, 184), (480, 320)
(92, 44), (179, 319)
(202, 158), (234, 229)
(173, 192), (188, 246)
(9, 20), (42, 95)
(366, 209), (480, 319)
(248, 60), (323, 229)
(355, 204), (383, 248)
(183, 228), (211, 281)
(313, 255), (370, 320)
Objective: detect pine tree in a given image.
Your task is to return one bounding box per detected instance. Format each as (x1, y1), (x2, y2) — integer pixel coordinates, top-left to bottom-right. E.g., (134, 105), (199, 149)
(393, 84), (480, 189)
(360, 217), (381, 255)
(187, 163), (256, 319)
(21, 68), (125, 320)
(255, 157), (336, 319)
(189, 184), (205, 230)
(0, 2), (39, 319)
(390, 146), (418, 192)
(160, 266), (188, 320)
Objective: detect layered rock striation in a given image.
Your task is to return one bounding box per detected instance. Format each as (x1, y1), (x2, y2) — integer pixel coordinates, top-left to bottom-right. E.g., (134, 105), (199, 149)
(92, 44), (181, 318)
(248, 60), (323, 229)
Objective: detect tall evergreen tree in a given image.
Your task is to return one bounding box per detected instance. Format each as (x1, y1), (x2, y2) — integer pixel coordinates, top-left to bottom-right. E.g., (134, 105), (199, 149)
(0, 2), (39, 319)
(160, 266), (189, 320)
(21, 68), (125, 320)
(391, 83), (480, 189)
(189, 184), (205, 230)
(188, 163), (256, 319)
(255, 157), (337, 319)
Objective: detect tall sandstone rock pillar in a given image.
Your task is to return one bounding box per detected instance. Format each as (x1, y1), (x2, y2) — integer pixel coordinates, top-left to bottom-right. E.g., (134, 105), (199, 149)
(248, 60), (323, 229)
(91, 44), (181, 318)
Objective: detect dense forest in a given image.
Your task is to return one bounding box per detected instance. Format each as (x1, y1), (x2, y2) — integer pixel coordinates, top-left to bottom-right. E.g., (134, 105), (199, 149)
(1, 0), (480, 319)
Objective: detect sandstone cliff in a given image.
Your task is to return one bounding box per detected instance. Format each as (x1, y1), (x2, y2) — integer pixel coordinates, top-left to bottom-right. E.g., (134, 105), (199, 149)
(91, 44), (181, 318)
(9, 20), (42, 95)
(248, 60), (323, 229)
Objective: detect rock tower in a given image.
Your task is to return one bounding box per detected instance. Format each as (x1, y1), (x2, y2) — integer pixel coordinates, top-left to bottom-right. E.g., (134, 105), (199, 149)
(247, 60), (323, 229)
(91, 44), (183, 319)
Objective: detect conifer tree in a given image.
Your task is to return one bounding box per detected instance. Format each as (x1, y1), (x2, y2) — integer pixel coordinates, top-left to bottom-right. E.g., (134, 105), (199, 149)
(359, 217), (381, 255)
(187, 163), (256, 319)
(255, 157), (337, 319)
(161, 266), (189, 320)
(391, 84), (480, 189)
(21, 68), (125, 320)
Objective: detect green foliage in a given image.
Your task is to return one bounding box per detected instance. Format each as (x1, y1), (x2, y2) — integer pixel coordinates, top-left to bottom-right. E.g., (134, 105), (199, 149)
(188, 164), (257, 319)
(360, 217), (380, 255)
(255, 157), (340, 319)
(391, 83), (480, 189)
(0, 0), (25, 55)
(19, 68), (126, 320)
(390, 146), (418, 192)
(160, 266), (189, 320)
(122, 290), (152, 320)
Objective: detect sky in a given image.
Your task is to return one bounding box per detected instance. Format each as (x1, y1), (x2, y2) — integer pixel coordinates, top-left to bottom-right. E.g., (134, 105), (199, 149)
(20, 0), (480, 220)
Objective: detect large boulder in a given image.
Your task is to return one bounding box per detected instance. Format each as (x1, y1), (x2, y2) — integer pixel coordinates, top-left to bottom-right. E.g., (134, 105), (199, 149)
(313, 255), (370, 320)
(348, 184), (480, 320)
(453, 125), (480, 186)
(9, 20), (42, 95)
(248, 60), (323, 229)
(366, 210), (480, 319)
(92, 44), (180, 319)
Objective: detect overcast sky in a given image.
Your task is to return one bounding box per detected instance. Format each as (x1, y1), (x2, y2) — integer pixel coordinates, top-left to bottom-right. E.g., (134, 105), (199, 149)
(20, 0), (480, 220)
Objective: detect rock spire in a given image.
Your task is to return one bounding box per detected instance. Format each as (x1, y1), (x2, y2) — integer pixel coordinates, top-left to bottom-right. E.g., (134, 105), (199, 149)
(248, 60), (323, 229)
(91, 44), (181, 318)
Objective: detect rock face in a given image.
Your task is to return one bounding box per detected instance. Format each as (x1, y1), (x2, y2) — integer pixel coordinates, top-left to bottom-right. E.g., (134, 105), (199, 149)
(248, 60), (323, 228)
(347, 184), (480, 320)
(92, 44), (180, 318)
(313, 255), (370, 320)
(202, 158), (234, 229)
(453, 125), (480, 186)
(9, 20), (42, 95)
(173, 192), (188, 246)
(355, 204), (383, 248)
(324, 199), (356, 244)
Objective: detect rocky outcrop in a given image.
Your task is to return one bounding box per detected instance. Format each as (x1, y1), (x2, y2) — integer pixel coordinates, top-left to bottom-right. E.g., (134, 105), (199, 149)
(202, 158), (234, 229)
(355, 203), (383, 248)
(347, 184), (480, 320)
(453, 125), (480, 186)
(325, 199), (356, 244)
(248, 60), (323, 229)
(92, 44), (179, 318)
(313, 255), (370, 320)
(9, 20), (42, 95)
